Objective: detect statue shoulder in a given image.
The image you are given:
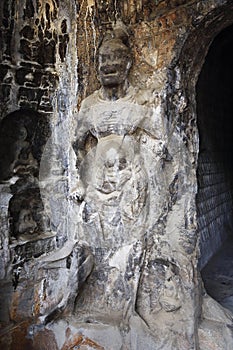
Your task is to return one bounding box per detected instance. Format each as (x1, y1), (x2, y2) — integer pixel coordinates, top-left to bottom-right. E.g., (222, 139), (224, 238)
(80, 90), (101, 111)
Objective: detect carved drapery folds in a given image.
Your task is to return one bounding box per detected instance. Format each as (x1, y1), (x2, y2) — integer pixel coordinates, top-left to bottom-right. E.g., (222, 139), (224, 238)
(68, 23), (189, 348)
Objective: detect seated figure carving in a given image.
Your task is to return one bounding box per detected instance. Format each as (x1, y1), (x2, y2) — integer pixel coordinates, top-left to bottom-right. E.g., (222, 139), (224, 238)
(17, 208), (37, 235)
(0, 109), (41, 182)
(9, 187), (50, 241)
(0, 109), (51, 243)
(11, 124), (38, 176)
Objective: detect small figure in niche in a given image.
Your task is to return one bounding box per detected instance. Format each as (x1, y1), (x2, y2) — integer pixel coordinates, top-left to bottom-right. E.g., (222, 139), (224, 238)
(0, 109), (43, 182)
(96, 25), (132, 101)
(9, 177), (50, 241)
(94, 136), (132, 194)
(0, 109), (51, 242)
(17, 208), (37, 235)
(11, 124), (38, 176)
(159, 264), (182, 312)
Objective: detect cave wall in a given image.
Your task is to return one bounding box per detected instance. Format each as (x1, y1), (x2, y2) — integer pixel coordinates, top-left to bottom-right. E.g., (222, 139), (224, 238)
(0, 0), (78, 261)
(0, 0), (77, 115)
(1, 1), (233, 349)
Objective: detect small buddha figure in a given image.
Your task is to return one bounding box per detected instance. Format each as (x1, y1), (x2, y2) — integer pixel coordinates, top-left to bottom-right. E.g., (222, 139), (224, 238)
(0, 109), (44, 182)
(9, 188), (50, 241)
(80, 135), (148, 245)
(159, 265), (182, 312)
(11, 124), (38, 176)
(17, 208), (37, 235)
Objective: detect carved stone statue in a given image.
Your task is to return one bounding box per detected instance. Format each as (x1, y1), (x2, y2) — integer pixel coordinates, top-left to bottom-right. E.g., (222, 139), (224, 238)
(159, 264), (182, 312)
(71, 23), (153, 201)
(9, 187), (50, 240)
(70, 23), (152, 327)
(79, 135), (148, 246)
(17, 208), (37, 235)
(10, 124), (38, 176)
(68, 22), (186, 348)
(0, 110), (41, 182)
(15, 21), (203, 350)
(0, 109), (51, 243)
(94, 25), (132, 101)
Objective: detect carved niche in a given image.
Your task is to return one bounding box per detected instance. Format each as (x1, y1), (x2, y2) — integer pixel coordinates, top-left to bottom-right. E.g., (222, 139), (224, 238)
(0, 109), (51, 244)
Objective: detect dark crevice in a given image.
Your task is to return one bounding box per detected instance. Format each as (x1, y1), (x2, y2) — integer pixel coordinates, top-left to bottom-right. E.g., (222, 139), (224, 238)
(197, 24), (233, 311)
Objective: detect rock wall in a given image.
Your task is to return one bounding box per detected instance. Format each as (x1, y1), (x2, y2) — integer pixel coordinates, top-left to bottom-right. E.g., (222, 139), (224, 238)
(0, 0), (233, 349)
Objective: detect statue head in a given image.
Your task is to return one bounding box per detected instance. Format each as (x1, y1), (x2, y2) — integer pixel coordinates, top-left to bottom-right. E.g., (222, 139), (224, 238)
(98, 23), (132, 88)
(18, 208), (37, 234)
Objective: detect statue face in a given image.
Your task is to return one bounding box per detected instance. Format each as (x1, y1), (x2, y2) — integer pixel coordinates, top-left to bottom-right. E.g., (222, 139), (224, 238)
(98, 40), (131, 87)
(18, 126), (27, 140)
(18, 208), (37, 234)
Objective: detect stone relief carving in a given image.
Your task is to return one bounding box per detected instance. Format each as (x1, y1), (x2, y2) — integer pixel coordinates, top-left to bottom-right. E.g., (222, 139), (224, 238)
(9, 187), (49, 241)
(68, 24), (152, 326)
(0, 109), (51, 244)
(0, 108), (94, 331)
(159, 263), (182, 312)
(69, 24), (182, 338)
(1, 3), (232, 348)
(10, 124), (38, 177)
(62, 24), (197, 349)
(0, 21), (192, 349)
(79, 134), (148, 245)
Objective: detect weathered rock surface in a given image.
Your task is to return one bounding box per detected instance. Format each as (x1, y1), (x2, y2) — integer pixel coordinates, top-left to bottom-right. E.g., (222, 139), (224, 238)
(1, 0), (233, 349)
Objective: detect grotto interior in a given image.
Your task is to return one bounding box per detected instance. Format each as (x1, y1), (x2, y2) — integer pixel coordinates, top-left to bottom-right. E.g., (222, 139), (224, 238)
(197, 23), (233, 312)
